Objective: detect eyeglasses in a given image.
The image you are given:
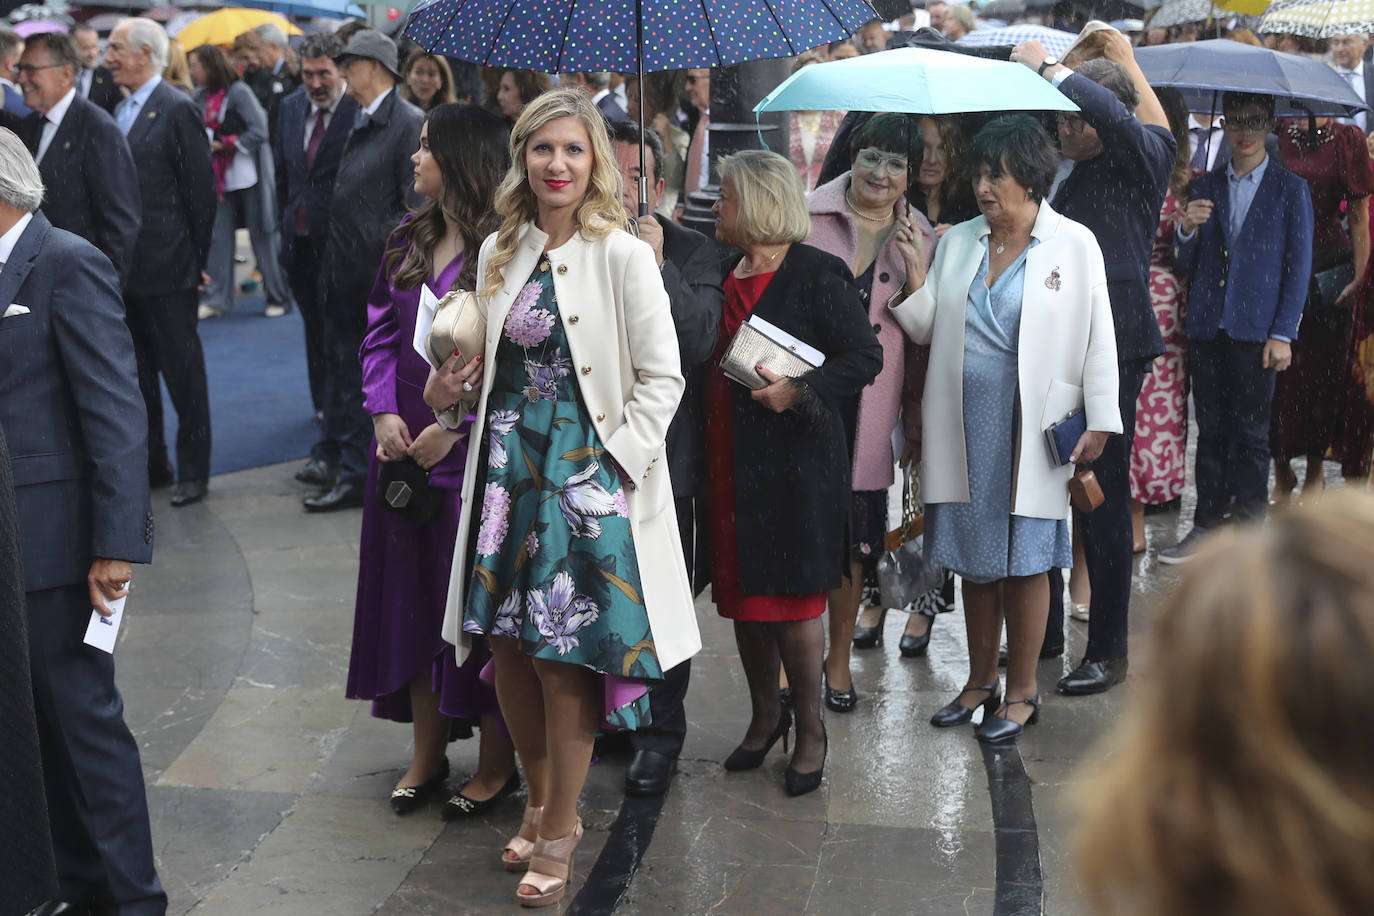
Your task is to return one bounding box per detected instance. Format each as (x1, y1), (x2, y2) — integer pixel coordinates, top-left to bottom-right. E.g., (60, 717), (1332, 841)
(1220, 115), (1272, 134)
(1055, 113), (1089, 134)
(855, 148), (909, 175)
(14, 64), (61, 76)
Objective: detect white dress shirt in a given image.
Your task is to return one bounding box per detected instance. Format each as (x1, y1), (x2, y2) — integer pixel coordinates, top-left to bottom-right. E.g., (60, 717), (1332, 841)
(0, 211), (34, 271)
(1188, 114), (1225, 172)
(35, 88), (77, 164)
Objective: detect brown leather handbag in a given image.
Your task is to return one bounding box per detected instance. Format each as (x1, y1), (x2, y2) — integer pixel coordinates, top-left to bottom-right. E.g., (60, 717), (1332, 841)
(1070, 469), (1105, 513)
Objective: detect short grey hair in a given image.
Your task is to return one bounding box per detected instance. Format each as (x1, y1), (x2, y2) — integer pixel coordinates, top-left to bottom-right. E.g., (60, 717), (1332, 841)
(0, 129), (44, 212)
(119, 18), (168, 70)
(947, 5), (975, 32)
(253, 23), (289, 50)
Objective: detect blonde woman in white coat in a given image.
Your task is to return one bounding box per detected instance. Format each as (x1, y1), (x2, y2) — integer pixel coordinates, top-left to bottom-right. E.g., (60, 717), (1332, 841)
(889, 116), (1121, 745)
(424, 89), (698, 907)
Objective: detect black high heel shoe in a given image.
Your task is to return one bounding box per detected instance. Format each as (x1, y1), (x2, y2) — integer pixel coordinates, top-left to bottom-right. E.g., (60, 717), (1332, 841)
(784, 725), (828, 797)
(929, 683), (1001, 728)
(723, 707), (792, 771)
(823, 668), (858, 713)
(898, 612), (934, 657)
(974, 694), (1041, 744)
(852, 607), (887, 648)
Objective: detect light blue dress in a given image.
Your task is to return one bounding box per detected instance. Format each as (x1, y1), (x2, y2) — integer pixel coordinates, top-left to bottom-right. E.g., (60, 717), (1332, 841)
(925, 240), (1072, 585)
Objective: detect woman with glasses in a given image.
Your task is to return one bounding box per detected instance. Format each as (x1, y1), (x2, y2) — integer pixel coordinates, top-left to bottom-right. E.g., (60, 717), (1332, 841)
(1269, 103), (1374, 498)
(889, 116), (1121, 743)
(802, 114), (937, 712)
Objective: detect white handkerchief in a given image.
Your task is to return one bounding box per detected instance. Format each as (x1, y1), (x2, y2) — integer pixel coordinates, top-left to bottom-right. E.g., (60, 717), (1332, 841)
(412, 284), (442, 369)
(83, 593), (127, 654)
(3, 304), (29, 318)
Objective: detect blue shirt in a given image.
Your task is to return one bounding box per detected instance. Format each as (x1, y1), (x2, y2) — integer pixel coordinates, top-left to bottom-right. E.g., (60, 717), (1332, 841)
(115, 74), (162, 135)
(1227, 155), (1268, 241)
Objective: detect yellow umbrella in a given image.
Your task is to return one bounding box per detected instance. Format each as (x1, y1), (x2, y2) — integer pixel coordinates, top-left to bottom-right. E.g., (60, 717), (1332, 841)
(1214, 0), (1271, 16)
(174, 8), (302, 49)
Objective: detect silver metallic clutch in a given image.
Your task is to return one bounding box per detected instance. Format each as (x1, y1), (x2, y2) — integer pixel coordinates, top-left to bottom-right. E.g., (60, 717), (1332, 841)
(719, 315), (826, 390)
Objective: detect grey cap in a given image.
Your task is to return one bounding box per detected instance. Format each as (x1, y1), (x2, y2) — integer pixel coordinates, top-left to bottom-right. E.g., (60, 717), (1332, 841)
(338, 29), (401, 80)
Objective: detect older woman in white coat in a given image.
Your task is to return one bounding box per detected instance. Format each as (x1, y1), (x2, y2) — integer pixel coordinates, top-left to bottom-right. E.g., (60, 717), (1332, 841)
(889, 116), (1121, 744)
(423, 89), (697, 908)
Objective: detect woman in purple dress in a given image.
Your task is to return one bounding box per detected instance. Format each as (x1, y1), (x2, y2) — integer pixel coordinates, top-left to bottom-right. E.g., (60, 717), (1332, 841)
(346, 104), (520, 817)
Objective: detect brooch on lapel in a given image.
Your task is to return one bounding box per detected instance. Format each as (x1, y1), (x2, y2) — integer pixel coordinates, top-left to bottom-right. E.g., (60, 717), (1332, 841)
(1045, 267), (1062, 292)
(146, 111), (157, 120)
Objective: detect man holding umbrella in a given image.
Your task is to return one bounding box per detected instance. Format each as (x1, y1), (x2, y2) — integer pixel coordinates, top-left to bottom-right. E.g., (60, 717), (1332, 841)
(1011, 31), (1175, 696)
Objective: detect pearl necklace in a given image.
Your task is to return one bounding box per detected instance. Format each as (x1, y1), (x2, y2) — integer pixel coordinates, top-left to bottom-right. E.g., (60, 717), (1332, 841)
(845, 190), (893, 224)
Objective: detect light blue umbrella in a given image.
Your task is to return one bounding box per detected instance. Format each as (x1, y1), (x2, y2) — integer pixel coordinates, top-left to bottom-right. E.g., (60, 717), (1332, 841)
(754, 46), (1079, 115)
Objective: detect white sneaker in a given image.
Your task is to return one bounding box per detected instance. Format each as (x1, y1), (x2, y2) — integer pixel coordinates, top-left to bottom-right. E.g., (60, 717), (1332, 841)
(197, 304), (223, 320)
(264, 304), (288, 318)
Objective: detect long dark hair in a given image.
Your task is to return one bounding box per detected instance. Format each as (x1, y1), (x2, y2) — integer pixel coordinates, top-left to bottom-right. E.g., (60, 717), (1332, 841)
(1156, 87), (1193, 198)
(190, 44), (239, 93)
(386, 103), (510, 291)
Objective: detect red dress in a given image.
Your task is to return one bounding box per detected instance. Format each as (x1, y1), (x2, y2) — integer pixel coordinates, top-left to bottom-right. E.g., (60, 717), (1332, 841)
(706, 270), (828, 622)
(1271, 122), (1374, 465)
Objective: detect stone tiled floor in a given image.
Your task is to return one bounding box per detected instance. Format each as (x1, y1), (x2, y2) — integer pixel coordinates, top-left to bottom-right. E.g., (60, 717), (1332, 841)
(116, 456), (1293, 914)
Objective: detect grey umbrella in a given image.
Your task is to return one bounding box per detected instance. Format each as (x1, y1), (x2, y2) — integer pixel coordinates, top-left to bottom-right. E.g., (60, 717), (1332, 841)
(1148, 0), (1220, 28)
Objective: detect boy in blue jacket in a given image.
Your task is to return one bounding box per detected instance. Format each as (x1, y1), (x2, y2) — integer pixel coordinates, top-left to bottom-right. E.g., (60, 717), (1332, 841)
(1161, 91), (1313, 564)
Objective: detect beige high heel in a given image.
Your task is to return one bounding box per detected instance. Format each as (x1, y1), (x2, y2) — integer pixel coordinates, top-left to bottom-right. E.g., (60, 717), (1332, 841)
(516, 819), (583, 908)
(502, 805), (543, 872)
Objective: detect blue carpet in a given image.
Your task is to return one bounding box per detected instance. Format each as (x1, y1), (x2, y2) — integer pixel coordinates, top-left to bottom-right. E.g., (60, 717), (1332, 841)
(160, 296), (317, 477)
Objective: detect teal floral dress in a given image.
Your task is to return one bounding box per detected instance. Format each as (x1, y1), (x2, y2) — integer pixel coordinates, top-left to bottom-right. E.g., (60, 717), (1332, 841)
(462, 256), (660, 729)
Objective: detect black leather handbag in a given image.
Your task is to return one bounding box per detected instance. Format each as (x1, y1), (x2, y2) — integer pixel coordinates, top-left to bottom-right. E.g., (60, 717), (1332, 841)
(1312, 261), (1356, 310)
(375, 457), (443, 524)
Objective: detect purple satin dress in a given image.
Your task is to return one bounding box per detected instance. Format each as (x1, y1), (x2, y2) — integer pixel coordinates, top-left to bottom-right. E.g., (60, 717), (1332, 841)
(344, 250), (497, 726)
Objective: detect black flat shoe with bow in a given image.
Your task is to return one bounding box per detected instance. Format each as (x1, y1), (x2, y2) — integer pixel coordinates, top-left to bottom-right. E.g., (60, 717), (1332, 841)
(390, 758), (450, 815)
(442, 769), (520, 820)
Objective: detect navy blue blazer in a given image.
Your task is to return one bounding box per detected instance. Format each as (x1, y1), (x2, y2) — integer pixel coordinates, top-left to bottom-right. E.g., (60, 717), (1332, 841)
(3, 83), (30, 117)
(273, 87), (359, 264)
(120, 79), (216, 298)
(1172, 159), (1314, 343)
(15, 96), (141, 283)
(0, 213), (152, 593)
(1051, 73), (1176, 363)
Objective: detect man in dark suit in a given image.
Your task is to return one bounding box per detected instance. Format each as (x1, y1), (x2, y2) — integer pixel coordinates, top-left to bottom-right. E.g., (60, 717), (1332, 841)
(0, 30), (30, 117)
(0, 129), (164, 916)
(562, 71), (631, 121)
(13, 32), (140, 282)
(1012, 36), (1175, 695)
(73, 25), (122, 115)
(107, 17), (216, 508)
(274, 32), (358, 434)
(609, 122), (723, 795)
(1165, 93), (1313, 561)
(239, 23), (299, 144)
(1331, 32), (1373, 135)
(303, 29), (422, 512)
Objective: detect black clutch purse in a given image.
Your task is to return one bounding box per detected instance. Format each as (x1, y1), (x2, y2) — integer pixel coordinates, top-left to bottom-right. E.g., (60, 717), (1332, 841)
(1312, 261), (1355, 310)
(375, 457), (443, 524)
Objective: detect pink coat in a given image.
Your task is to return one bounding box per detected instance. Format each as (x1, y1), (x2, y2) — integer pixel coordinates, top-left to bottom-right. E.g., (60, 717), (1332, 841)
(806, 173), (938, 492)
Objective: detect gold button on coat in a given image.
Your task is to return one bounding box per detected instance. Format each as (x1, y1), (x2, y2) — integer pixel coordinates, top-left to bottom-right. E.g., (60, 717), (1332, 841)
(581, 366), (591, 375)
(557, 264), (568, 274)
(596, 412), (605, 421)
(569, 315), (579, 324)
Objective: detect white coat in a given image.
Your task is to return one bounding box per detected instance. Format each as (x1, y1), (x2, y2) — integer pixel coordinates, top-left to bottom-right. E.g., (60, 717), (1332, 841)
(887, 202), (1122, 520)
(440, 222), (702, 672)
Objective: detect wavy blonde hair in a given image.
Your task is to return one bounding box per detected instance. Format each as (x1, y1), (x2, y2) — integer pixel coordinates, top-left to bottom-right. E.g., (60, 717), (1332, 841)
(482, 88), (627, 296)
(1075, 498), (1374, 916)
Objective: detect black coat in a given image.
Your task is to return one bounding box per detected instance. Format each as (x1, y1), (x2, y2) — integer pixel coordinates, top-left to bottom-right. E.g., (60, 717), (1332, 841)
(121, 80), (217, 298)
(0, 424), (56, 916)
(82, 65), (122, 114)
(705, 243), (883, 595)
(15, 95), (142, 283)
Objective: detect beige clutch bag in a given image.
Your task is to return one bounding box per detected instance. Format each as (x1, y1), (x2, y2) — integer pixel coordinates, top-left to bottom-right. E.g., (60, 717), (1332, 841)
(425, 289), (486, 371)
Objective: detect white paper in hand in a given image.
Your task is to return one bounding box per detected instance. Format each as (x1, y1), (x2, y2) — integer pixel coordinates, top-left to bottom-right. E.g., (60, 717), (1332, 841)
(83, 594), (127, 654)
(413, 284), (442, 369)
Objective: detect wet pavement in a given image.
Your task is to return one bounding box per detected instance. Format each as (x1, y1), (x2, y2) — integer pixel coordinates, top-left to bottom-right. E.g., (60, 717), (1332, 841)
(116, 456), (1337, 914)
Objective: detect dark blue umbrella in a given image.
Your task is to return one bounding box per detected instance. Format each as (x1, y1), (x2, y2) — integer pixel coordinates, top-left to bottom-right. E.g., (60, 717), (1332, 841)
(404, 0), (878, 213)
(1135, 38), (1367, 117)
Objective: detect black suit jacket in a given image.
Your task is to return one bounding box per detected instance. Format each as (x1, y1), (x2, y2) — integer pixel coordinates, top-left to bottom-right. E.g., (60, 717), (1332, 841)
(654, 215), (724, 497)
(82, 65), (122, 114)
(597, 92), (630, 122)
(273, 87), (360, 264)
(16, 96), (141, 283)
(0, 212), (153, 592)
(120, 80), (216, 298)
(1051, 73), (1175, 363)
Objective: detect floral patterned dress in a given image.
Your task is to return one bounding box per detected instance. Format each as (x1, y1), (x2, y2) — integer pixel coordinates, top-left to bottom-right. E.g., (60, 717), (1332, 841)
(462, 257), (660, 729)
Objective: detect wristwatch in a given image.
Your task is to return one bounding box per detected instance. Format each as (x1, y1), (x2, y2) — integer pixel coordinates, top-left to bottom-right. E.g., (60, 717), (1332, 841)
(1038, 57), (1059, 76)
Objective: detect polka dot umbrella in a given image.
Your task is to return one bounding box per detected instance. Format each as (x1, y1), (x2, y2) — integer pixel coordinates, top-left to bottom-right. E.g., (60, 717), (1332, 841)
(404, 0), (880, 213)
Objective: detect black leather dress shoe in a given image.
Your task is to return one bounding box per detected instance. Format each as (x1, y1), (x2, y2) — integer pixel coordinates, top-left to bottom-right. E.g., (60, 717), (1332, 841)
(29, 900), (88, 916)
(624, 748), (677, 796)
(998, 639), (1064, 667)
(169, 479), (207, 507)
(304, 481), (364, 513)
(295, 457), (338, 487)
(1056, 657), (1128, 695)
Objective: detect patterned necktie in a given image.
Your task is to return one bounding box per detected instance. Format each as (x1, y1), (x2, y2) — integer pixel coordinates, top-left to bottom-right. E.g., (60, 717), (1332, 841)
(297, 108), (328, 234)
(1190, 126), (1210, 171)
